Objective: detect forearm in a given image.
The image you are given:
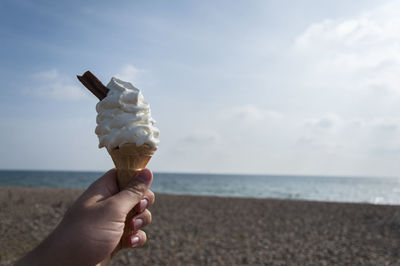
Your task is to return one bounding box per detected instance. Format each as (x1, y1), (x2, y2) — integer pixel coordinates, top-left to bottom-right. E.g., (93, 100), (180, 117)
(15, 231), (60, 266)
(15, 169), (153, 266)
(15, 225), (93, 266)
(96, 257), (111, 266)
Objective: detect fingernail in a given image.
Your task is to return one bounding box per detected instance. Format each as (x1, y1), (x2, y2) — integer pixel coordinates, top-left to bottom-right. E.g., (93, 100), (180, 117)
(131, 235), (140, 246)
(134, 219), (143, 230)
(137, 169), (151, 185)
(139, 199), (148, 212)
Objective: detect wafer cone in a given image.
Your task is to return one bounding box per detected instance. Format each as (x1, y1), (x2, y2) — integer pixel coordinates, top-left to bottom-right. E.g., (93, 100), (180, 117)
(108, 143), (157, 248)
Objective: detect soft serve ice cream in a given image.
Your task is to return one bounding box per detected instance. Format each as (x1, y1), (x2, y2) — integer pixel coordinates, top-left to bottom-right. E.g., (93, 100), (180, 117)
(95, 77), (159, 248)
(77, 71), (159, 248)
(95, 77), (159, 151)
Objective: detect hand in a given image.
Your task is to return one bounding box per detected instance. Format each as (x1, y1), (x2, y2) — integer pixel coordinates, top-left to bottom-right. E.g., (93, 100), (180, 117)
(15, 168), (155, 266)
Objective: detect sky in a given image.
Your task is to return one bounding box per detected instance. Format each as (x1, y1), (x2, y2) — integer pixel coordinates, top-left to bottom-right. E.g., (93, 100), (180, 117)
(1, 0), (400, 177)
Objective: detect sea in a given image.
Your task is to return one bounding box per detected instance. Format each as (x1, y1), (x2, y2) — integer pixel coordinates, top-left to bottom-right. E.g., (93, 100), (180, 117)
(1, 170), (400, 205)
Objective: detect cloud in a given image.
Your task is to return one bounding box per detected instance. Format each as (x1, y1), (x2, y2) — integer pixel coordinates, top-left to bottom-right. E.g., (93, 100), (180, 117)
(288, 0), (400, 167)
(115, 64), (144, 83)
(24, 69), (88, 101)
(371, 118), (400, 132)
(294, 0), (400, 96)
(219, 105), (282, 122)
(305, 114), (341, 129)
(183, 129), (220, 144)
(296, 113), (400, 155)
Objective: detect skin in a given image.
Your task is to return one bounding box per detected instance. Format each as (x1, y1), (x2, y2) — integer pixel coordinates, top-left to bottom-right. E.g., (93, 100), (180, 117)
(15, 168), (155, 266)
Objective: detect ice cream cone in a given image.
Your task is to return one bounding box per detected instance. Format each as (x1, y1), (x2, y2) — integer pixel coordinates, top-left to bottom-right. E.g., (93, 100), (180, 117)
(108, 143), (156, 188)
(78, 72), (159, 249)
(108, 143), (157, 248)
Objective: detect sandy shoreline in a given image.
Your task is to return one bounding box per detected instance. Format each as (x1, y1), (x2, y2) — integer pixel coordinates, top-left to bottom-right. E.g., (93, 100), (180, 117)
(1, 187), (400, 265)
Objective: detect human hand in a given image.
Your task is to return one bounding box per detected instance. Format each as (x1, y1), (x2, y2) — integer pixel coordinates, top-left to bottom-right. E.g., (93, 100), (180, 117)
(15, 168), (154, 266)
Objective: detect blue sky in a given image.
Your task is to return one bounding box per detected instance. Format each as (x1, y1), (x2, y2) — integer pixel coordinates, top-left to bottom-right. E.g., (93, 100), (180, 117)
(1, 0), (400, 177)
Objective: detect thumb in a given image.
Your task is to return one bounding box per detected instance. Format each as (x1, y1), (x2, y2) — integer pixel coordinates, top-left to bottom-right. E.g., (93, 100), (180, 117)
(108, 168), (153, 214)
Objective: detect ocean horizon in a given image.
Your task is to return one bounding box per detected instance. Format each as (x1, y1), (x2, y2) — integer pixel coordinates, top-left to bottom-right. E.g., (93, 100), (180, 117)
(1, 169), (399, 205)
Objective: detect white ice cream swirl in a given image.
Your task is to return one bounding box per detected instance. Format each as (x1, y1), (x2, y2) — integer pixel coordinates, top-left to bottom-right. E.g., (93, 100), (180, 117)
(95, 77), (160, 150)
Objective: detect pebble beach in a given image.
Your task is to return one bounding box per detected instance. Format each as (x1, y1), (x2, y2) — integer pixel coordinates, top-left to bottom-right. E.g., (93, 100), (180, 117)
(1, 186), (400, 265)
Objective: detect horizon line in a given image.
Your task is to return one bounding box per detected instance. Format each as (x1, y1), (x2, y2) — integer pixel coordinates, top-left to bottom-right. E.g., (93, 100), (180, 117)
(0, 168), (397, 180)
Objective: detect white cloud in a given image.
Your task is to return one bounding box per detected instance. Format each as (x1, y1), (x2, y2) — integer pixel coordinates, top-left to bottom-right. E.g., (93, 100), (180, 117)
(296, 114), (400, 156)
(294, 0), (400, 96)
(115, 64), (143, 83)
(183, 129), (220, 144)
(305, 113), (341, 129)
(219, 105), (282, 122)
(371, 117), (400, 132)
(24, 69), (89, 101)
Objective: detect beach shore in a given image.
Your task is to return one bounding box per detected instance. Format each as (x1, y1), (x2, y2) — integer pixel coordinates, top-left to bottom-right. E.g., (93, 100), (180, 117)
(1, 187), (400, 265)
